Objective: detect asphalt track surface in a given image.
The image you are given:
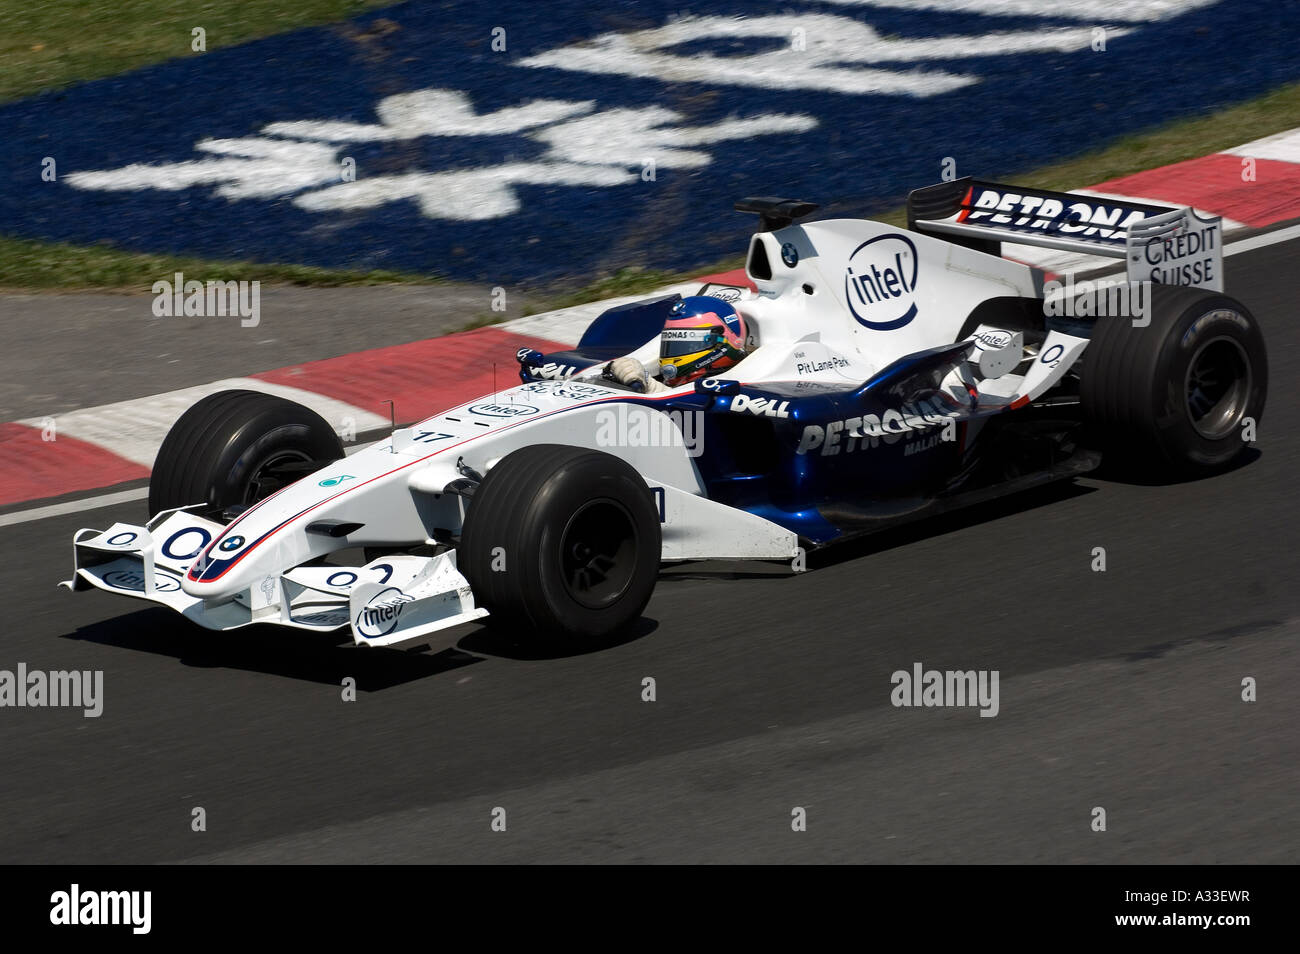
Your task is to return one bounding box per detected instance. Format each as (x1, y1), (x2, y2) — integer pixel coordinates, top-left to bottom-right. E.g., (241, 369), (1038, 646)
(1, 239), (1297, 863)
(0, 281), (531, 422)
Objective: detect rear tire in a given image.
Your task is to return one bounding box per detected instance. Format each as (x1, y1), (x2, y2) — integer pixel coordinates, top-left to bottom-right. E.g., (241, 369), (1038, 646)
(458, 444), (662, 644)
(148, 390), (343, 517)
(1080, 286), (1267, 477)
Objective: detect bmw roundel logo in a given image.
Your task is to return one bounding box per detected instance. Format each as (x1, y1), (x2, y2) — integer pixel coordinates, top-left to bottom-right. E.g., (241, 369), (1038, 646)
(219, 535), (245, 552)
(781, 242), (799, 267)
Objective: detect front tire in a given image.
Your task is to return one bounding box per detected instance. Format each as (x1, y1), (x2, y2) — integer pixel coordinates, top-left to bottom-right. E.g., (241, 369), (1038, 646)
(458, 444), (662, 643)
(1080, 286), (1267, 476)
(148, 390), (343, 517)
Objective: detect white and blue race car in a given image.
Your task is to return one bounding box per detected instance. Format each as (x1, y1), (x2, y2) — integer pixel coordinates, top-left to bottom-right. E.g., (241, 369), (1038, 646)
(62, 180), (1268, 647)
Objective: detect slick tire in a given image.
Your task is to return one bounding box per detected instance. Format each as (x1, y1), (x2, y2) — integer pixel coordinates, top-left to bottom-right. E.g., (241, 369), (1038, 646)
(1080, 286), (1267, 477)
(148, 389), (344, 517)
(458, 444), (662, 644)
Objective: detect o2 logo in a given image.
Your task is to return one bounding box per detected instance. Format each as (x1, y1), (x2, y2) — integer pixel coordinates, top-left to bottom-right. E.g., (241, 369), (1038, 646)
(699, 377), (737, 392)
(325, 563), (393, 589)
(162, 526), (211, 560)
(843, 233), (919, 331)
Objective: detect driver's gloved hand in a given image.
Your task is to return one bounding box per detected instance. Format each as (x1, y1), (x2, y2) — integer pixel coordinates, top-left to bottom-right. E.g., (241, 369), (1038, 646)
(607, 357), (669, 393)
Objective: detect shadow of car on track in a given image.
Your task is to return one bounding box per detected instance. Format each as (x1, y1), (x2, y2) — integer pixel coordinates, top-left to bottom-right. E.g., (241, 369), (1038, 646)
(60, 608), (483, 691)
(806, 480), (1102, 572)
(455, 614), (658, 661)
(1085, 446), (1263, 487)
(59, 607), (660, 686)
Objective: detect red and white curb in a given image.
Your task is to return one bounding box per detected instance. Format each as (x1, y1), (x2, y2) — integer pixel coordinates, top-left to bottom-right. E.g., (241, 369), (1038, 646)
(3, 127), (1300, 513)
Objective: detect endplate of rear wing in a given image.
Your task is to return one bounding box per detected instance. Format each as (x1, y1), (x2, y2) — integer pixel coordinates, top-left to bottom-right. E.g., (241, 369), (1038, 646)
(907, 177), (1222, 290)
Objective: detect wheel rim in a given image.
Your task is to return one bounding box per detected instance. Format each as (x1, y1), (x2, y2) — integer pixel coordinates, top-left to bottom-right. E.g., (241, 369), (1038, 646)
(1184, 331), (1251, 440)
(242, 449), (314, 505)
(559, 499), (638, 610)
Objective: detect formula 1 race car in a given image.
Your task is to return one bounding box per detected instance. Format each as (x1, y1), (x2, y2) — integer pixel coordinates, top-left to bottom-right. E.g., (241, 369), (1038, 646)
(62, 179), (1268, 647)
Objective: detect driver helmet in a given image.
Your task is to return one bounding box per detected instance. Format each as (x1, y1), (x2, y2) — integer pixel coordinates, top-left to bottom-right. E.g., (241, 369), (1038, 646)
(658, 296), (750, 385)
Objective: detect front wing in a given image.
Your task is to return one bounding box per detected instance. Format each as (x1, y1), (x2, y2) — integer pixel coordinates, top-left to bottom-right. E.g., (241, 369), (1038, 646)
(59, 509), (487, 647)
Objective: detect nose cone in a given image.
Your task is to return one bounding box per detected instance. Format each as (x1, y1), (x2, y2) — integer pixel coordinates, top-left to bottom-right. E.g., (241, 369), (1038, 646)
(182, 528), (258, 599)
(181, 569), (239, 600)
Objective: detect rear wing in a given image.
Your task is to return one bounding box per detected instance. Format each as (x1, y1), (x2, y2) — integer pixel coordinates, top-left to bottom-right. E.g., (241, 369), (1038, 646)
(907, 178), (1223, 290)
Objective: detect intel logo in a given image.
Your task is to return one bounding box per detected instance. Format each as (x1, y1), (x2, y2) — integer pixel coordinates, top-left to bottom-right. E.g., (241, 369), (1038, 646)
(355, 587), (416, 638)
(976, 330), (1013, 349)
(469, 402), (539, 418)
(104, 569), (182, 593)
(844, 233), (919, 331)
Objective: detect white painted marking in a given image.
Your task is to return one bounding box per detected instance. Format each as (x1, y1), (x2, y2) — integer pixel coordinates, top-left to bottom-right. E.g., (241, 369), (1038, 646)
(1223, 128), (1300, 165)
(295, 162), (634, 220)
(0, 488), (148, 529)
(520, 15), (1129, 96)
(296, 107), (815, 219)
(70, 90), (815, 223)
(535, 108), (817, 169)
(1224, 222), (1300, 256)
(66, 138), (343, 200)
(19, 380), (387, 468)
(820, 0), (1218, 22)
(264, 90), (593, 142)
